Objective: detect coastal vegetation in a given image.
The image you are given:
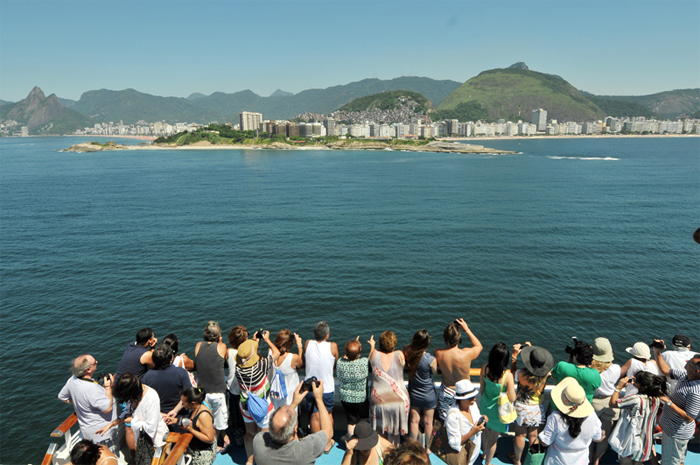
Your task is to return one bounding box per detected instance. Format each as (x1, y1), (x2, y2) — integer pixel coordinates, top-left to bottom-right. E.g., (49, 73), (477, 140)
(337, 90), (434, 114)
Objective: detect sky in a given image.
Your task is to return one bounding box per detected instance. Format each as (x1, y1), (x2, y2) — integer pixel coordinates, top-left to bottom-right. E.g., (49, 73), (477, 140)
(1, 0), (699, 103)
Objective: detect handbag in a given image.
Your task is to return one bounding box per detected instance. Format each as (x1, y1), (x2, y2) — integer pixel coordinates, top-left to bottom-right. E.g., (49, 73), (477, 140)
(609, 395), (645, 458)
(269, 368), (288, 400)
(498, 372), (517, 424)
(430, 412), (476, 465)
(134, 428), (154, 465)
(522, 440), (546, 465)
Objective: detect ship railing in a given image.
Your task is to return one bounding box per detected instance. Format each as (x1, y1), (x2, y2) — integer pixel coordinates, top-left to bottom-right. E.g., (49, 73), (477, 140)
(42, 413), (193, 465)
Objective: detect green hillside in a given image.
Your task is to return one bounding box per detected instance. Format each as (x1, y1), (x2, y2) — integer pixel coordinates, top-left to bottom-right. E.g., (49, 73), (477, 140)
(0, 87), (93, 134)
(438, 68), (605, 123)
(337, 90), (434, 113)
(72, 88), (221, 124)
(581, 92), (658, 118)
(588, 89), (700, 118)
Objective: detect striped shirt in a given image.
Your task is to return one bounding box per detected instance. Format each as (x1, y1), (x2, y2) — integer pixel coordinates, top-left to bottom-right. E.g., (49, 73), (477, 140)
(616, 394), (660, 461)
(659, 368), (700, 440)
(236, 354), (273, 398)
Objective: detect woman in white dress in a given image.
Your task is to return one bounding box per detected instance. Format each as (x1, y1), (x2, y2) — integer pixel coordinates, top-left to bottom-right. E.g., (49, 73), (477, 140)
(620, 342), (660, 397)
(539, 377), (603, 465)
(270, 329), (303, 409)
(445, 379), (487, 465)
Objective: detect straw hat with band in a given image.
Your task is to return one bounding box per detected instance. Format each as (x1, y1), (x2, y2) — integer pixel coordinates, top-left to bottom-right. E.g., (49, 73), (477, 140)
(349, 420), (379, 451)
(520, 346), (555, 376)
(551, 377), (594, 418)
(236, 340), (260, 367)
(592, 337), (614, 363)
(626, 342), (651, 360)
(454, 379), (479, 400)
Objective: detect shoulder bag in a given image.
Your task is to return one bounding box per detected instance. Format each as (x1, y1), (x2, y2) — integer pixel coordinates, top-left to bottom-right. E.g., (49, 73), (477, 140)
(498, 372), (517, 424)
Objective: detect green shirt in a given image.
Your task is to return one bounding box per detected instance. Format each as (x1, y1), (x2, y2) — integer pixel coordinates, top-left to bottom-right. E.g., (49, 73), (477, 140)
(550, 361), (602, 411)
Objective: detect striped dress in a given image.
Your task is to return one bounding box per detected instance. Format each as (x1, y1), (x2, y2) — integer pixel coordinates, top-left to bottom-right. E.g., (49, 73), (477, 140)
(615, 394), (660, 462)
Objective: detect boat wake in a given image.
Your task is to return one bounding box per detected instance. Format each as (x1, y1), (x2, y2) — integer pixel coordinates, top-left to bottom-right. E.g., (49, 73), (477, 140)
(548, 156), (619, 161)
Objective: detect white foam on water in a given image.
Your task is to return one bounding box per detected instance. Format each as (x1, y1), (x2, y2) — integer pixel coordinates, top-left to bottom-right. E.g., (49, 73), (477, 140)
(548, 156), (619, 161)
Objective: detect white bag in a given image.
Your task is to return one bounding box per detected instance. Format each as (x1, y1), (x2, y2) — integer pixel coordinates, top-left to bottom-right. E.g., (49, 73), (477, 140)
(609, 395), (644, 458)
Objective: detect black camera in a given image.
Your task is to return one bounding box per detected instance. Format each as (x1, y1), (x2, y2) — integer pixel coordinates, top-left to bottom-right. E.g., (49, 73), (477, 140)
(254, 329), (265, 339)
(565, 337), (580, 354)
(302, 376), (320, 391)
(649, 340), (665, 350)
(96, 374), (108, 386)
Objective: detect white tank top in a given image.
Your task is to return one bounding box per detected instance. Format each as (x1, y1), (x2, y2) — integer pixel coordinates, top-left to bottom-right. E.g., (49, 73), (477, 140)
(305, 340), (335, 393)
(625, 358), (660, 396)
(271, 353), (301, 408)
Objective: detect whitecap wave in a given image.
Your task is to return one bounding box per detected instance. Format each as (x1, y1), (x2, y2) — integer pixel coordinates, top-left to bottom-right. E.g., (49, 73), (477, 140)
(548, 156), (619, 161)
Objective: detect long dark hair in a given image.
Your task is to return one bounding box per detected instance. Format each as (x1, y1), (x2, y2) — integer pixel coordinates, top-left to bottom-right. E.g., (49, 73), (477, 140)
(70, 439), (101, 465)
(561, 412), (585, 438)
(486, 342), (509, 382)
(403, 329), (431, 380)
(113, 373), (143, 404)
(636, 372), (668, 397)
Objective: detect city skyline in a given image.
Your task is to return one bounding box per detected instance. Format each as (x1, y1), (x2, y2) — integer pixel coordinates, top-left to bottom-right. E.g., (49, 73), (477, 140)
(1, 0), (699, 103)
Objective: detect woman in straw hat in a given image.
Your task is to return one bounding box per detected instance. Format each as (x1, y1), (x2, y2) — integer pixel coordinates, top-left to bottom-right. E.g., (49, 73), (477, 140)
(620, 342), (660, 397)
(539, 377), (603, 465)
(509, 343), (554, 465)
(341, 420), (394, 465)
(590, 337), (622, 465)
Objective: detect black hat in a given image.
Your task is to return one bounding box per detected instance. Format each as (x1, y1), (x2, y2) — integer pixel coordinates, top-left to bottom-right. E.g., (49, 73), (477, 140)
(521, 346), (554, 377)
(350, 421), (379, 451)
(673, 335), (692, 348)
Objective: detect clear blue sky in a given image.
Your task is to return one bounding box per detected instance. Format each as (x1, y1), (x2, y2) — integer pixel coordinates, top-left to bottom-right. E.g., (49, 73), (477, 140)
(1, 0), (698, 102)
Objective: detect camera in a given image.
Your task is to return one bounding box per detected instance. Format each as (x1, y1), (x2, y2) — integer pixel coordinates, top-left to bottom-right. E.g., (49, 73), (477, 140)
(302, 376), (319, 391)
(96, 373), (108, 386)
(565, 337), (581, 354)
(649, 340), (665, 350)
(177, 417), (191, 428)
(254, 329), (266, 339)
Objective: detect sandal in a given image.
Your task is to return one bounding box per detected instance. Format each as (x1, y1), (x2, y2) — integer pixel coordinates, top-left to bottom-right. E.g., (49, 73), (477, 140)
(324, 439), (336, 454)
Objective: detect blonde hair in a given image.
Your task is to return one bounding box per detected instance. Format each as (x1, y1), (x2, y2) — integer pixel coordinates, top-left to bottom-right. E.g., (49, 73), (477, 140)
(591, 360), (611, 374)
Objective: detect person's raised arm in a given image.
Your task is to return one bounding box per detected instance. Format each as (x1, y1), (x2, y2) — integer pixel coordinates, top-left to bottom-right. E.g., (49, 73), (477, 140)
(506, 371), (517, 403)
(652, 340), (671, 377)
(102, 374), (115, 413)
(292, 332), (304, 369)
(368, 335), (376, 361)
(457, 318), (482, 357)
(262, 331), (280, 362)
(313, 379), (333, 442)
(290, 382), (309, 410)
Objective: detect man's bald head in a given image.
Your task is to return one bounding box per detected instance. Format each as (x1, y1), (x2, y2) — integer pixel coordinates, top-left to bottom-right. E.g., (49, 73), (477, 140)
(269, 405), (297, 444)
(72, 354), (95, 378)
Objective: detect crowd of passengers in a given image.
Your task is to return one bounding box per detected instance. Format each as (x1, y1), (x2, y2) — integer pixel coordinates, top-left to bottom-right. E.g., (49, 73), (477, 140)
(59, 319), (699, 465)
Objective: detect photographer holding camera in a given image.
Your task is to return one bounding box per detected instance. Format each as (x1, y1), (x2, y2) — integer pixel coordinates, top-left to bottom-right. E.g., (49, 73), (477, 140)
(253, 377), (333, 465)
(550, 338), (601, 409)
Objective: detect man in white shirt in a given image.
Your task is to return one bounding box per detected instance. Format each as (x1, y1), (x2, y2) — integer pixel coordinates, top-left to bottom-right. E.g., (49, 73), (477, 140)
(58, 354), (117, 451)
(661, 335), (698, 392)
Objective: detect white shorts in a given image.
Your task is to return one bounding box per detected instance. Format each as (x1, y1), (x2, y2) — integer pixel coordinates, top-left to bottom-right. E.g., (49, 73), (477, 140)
(205, 392), (229, 431)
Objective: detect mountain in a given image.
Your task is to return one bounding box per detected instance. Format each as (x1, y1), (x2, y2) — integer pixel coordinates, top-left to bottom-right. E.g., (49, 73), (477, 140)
(58, 97), (77, 108)
(438, 67), (605, 123)
(270, 89), (293, 97)
(585, 89), (700, 118)
(0, 99), (13, 106)
(187, 93), (207, 100)
(338, 90), (435, 114)
(72, 88), (221, 124)
(581, 92), (658, 118)
(1, 86), (93, 134)
(508, 62), (529, 70)
(188, 77), (462, 120)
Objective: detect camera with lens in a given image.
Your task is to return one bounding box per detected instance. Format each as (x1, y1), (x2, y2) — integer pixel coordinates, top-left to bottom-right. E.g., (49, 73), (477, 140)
(96, 374), (108, 386)
(254, 329), (266, 340)
(177, 417), (191, 428)
(302, 376), (319, 391)
(649, 340), (665, 350)
(564, 337), (580, 355)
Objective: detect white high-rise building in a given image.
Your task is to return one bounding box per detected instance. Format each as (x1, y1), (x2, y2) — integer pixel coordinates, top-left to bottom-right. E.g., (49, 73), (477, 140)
(239, 111), (263, 131)
(531, 109), (547, 132)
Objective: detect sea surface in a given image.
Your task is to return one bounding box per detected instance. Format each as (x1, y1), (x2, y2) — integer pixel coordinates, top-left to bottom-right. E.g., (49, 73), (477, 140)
(1, 136), (698, 463)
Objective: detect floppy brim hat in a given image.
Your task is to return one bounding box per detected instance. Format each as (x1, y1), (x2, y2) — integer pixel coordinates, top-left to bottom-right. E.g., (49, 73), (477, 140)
(626, 342), (651, 360)
(592, 337), (614, 363)
(454, 379), (479, 400)
(521, 346), (555, 376)
(351, 420), (379, 451)
(236, 340), (260, 367)
(551, 377), (594, 418)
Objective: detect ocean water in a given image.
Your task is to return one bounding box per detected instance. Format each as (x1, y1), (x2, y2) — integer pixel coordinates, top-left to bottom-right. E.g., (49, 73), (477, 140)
(1, 136), (698, 463)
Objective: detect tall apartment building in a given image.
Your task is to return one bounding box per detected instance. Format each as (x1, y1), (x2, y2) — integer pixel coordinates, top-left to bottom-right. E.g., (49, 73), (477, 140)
(239, 111), (263, 131)
(531, 109), (547, 132)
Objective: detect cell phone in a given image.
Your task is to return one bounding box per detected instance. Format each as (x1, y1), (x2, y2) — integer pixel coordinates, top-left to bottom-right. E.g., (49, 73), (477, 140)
(477, 416), (486, 426)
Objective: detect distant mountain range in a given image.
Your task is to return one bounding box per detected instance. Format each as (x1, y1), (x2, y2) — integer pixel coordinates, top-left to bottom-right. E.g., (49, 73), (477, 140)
(0, 86), (92, 134)
(2, 67), (699, 134)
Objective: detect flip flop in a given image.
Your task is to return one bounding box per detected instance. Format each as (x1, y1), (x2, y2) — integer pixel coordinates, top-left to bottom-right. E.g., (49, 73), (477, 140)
(324, 439), (336, 454)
